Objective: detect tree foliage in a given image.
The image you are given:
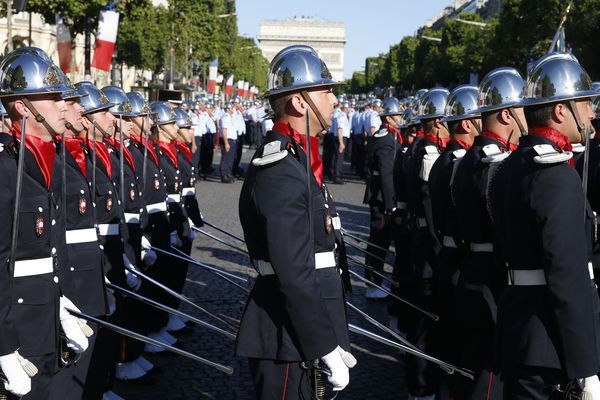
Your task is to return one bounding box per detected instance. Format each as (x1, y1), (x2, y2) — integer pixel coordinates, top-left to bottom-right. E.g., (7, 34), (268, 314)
(348, 0), (600, 94)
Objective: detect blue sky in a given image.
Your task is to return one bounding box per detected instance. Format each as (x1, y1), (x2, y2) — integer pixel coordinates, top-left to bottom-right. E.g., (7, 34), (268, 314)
(236, 0), (451, 79)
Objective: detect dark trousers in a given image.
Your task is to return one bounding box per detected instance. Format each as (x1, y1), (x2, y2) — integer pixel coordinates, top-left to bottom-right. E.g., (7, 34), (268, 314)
(502, 367), (562, 400)
(355, 135), (368, 178)
(334, 137), (347, 179)
(49, 324), (99, 400)
(249, 359), (312, 400)
(234, 135), (244, 175)
(220, 139), (236, 179)
(251, 122), (262, 147)
(322, 134), (336, 180)
(8, 353), (57, 400)
(366, 204), (392, 285)
(82, 319), (118, 399)
(200, 133), (214, 173)
(193, 135), (202, 171)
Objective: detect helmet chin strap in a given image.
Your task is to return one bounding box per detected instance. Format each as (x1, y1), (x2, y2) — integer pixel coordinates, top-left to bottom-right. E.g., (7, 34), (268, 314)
(21, 98), (60, 138)
(85, 114), (110, 139)
(300, 90), (329, 134)
(65, 121), (81, 136)
(508, 107), (527, 136)
(567, 100), (588, 144)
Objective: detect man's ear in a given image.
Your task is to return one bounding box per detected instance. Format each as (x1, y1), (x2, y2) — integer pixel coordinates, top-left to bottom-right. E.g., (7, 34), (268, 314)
(288, 94), (306, 117)
(499, 108), (511, 125)
(552, 103), (567, 124)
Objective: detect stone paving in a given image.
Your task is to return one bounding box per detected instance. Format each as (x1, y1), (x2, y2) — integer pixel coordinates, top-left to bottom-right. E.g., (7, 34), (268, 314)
(114, 146), (408, 399)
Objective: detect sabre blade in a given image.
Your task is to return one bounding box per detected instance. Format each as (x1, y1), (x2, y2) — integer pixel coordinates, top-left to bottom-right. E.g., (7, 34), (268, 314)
(193, 226), (250, 256)
(66, 308), (234, 374)
(346, 253), (398, 287)
(203, 220), (246, 243)
(107, 282), (236, 339)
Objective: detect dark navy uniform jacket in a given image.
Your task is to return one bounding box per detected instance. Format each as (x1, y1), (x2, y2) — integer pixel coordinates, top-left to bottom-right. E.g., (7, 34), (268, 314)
(364, 127), (398, 211)
(59, 139), (107, 316)
(491, 134), (600, 379)
(0, 132), (63, 359)
(237, 129), (350, 362)
(176, 144), (203, 228)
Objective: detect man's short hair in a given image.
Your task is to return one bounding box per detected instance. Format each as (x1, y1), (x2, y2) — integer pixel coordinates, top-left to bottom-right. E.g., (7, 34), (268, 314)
(269, 92), (294, 120)
(524, 103), (556, 127)
(448, 120), (464, 135)
(420, 118), (435, 133)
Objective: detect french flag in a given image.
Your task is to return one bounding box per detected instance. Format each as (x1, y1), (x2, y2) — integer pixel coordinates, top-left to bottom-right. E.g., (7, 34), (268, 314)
(56, 14), (73, 73)
(243, 81), (249, 99)
(225, 75), (234, 97)
(237, 80), (244, 98)
(91, 5), (120, 72)
(207, 58), (218, 94)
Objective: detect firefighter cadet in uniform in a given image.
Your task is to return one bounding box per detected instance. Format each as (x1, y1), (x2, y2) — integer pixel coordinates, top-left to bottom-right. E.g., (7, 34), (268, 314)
(237, 45), (356, 400)
(427, 85), (480, 398)
(450, 67), (526, 399)
(0, 50), (91, 399)
(333, 100), (351, 184)
(49, 76), (108, 400)
(220, 102), (236, 183)
(404, 87), (450, 400)
(363, 96), (404, 299)
(491, 53), (600, 400)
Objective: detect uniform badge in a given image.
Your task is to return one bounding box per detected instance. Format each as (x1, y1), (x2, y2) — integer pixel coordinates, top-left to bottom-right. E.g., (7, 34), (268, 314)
(78, 195), (87, 215)
(190, 177), (195, 186)
(154, 179), (160, 190)
(174, 181), (179, 192)
(35, 214), (44, 237)
(129, 188), (136, 201)
(106, 196), (113, 212)
(325, 215), (333, 234)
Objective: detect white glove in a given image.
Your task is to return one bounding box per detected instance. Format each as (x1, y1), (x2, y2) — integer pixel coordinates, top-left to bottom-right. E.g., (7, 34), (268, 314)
(187, 219), (196, 241)
(122, 254), (142, 291)
(321, 346), (357, 391)
(0, 351), (37, 397)
(582, 376), (600, 400)
(170, 230), (182, 248)
(141, 236), (157, 266)
(59, 296), (92, 353)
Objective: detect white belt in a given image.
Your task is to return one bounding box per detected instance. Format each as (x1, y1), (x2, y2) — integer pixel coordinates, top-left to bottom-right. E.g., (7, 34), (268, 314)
(417, 218), (427, 228)
(14, 257), (53, 278)
(146, 201), (167, 214)
(65, 228), (98, 244)
(442, 236), (457, 248)
(332, 216), (341, 230)
(167, 194), (181, 203)
(372, 171), (380, 176)
(508, 263), (595, 286)
(182, 187), (196, 196)
(255, 251), (336, 276)
(97, 223), (120, 236)
(396, 202), (408, 210)
(124, 213), (140, 224)
(470, 242), (493, 253)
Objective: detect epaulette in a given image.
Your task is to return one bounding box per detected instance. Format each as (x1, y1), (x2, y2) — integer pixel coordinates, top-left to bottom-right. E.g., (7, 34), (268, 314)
(424, 145), (439, 156)
(481, 144), (509, 163)
(419, 145), (440, 181)
(251, 140), (288, 166)
(373, 128), (388, 138)
(571, 143), (585, 154)
(451, 149), (466, 160)
(532, 144), (572, 164)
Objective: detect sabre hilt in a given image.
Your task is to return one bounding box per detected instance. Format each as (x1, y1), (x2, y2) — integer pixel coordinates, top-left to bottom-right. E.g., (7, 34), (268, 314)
(552, 380), (582, 400)
(300, 359), (338, 400)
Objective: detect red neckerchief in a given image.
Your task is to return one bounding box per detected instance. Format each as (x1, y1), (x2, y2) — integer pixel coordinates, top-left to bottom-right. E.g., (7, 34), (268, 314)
(423, 133), (451, 150)
(177, 142), (192, 162)
(11, 126), (55, 189)
(85, 139), (113, 179)
(481, 130), (517, 152)
(273, 121), (323, 186)
(450, 136), (472, 150)
(104, 137), (136, 172)
(416, 130), (425, 138)
(130, 133), (159, 166)
(158, 140), (179, 168)
(384, 123), (403, 145)
(61, 136), (87, 177)
(528, 126), (574, 167)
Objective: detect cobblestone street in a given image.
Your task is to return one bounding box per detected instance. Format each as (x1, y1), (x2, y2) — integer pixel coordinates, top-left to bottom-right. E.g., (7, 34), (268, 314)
(114, 146), (408, 399)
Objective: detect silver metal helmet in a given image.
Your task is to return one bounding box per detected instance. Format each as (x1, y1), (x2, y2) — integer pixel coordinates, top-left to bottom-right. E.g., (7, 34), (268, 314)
(174, 107), (192, 128)
(75, 81), (114, 115)
(101, 86), (136, 117)
(371, 98), (382, 108)
(441, 85), (480, 122)
(592, 95), (600, 119)
(0, 101), (7, 116)
(126, 91), (152, 116)
(520, 52), (598, 107)
(5, 46), (53, 64)
(150, 101), (177, 125)
(0, 51), (70, 98)
(593, 82), (600, 91)
(264, 45), (340, 97)
(379, 97), (402, 117)
(224, 101), (233, 110)
(476, 67), (524, 113)
(418, 88), (449, 120)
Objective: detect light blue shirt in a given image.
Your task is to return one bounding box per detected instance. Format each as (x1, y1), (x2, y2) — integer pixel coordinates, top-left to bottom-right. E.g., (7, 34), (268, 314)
(336, 112), (350, 138)
(220, 113), (236, 140)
